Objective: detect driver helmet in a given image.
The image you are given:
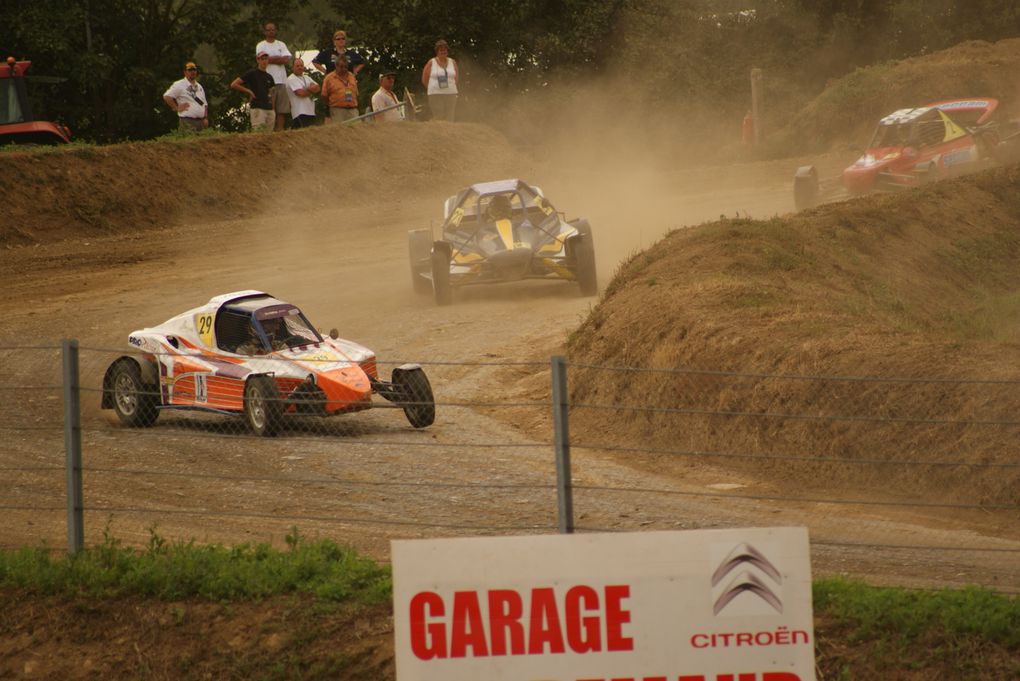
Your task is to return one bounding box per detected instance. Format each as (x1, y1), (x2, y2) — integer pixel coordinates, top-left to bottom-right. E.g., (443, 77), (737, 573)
(263, 317), (285, 338)
(487, 194), (513, 220)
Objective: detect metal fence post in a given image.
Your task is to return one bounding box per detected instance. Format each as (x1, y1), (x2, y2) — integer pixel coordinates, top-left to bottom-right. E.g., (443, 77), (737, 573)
(62, 339), (84, 555)
(551, 355), (574, 534)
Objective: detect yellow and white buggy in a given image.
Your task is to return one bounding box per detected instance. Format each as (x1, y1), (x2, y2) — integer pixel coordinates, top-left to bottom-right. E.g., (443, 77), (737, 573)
(408, 179), (598, 305)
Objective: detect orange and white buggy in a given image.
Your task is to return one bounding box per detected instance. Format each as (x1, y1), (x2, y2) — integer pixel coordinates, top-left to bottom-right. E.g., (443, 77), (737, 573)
(101, 291), (434, 435)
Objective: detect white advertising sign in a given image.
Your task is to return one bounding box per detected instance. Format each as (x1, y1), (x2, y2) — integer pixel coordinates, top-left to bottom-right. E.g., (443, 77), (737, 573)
(392, 527), (815, 681)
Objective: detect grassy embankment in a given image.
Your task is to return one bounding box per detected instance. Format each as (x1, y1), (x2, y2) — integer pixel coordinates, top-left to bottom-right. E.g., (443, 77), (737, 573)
(1, 530), (1017, 679)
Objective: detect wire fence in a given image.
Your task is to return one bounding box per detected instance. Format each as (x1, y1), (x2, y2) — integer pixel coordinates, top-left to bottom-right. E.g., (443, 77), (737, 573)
(0, 343), (1017, 591)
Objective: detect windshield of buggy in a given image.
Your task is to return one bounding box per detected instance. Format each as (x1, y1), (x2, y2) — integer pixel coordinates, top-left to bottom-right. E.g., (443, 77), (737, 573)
(444, 184), (556, 232)
(869, 119), (915, 149)
(255, 305), (321, 346)
(215, 300), (322, 354)
(869, 108), (954, 150)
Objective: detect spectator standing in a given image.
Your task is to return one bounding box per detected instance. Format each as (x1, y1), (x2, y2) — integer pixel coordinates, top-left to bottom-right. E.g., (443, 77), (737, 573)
(371, 69), (404, 122)
(312, 30), (365, 75)
(321, 55), (359, 123)
(230, 52), (276, 131)
(421, 39), (458, 122)
(255, 22), (292, 131)
(162, 61), (208, 132)
(287, 58), (320, 128)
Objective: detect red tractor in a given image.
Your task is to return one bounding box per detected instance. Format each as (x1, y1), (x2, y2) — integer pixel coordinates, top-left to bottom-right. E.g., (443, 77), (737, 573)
(1, 57), (72, 144)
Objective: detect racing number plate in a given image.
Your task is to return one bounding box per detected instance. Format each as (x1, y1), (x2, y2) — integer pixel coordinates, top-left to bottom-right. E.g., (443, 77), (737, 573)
(449, 206), (465, 228)
(195, 313), (214, 347)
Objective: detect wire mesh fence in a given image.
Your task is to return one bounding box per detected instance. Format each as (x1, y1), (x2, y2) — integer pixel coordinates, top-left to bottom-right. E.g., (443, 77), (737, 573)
(0, 343), (1017, 591)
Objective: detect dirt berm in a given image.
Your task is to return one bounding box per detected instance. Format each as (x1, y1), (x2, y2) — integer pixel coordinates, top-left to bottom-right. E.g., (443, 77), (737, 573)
(3, 122), (1019, 510)
(0, 121), (531, 247)
(564, 164), (1020, 508)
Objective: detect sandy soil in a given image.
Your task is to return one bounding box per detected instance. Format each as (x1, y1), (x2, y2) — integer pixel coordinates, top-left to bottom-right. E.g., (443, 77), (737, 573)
(1, 124), (1015, 603)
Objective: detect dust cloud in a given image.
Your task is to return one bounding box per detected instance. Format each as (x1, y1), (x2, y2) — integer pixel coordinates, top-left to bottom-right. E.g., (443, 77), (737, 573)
(464, 77), (807, 280)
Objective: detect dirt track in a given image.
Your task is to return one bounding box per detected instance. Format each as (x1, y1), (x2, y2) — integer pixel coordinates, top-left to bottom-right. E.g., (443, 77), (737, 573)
(1, 124), (1017, 596)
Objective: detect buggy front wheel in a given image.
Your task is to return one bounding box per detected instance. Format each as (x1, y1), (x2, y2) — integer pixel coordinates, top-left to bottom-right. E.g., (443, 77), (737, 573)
(569, 221), (598, 296)
(430, 243), (453, 306)
(392, 367), (435, 428)
(408, 229), (432, 294)
(574, 236), (598, 296)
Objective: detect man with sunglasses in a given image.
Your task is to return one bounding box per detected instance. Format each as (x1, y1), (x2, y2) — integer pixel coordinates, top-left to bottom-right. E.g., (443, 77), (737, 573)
(162, 62), (208, 132)
(311, 30), (365, 76)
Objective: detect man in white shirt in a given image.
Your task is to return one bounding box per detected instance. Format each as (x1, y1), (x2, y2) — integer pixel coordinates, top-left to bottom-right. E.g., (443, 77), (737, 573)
(287, 58), (321, 128)
(162, 62), (208, 132)
(255, 22), (292, 131)
(370, 69), (405, 123)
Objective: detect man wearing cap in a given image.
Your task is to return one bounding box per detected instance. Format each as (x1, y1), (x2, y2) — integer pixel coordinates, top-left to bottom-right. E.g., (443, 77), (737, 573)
(312, 30), (365, 75)
(320, 54), (359, 123)
(370, 69), (404, 122)
(255, 21), (292, 131)
(162, 62), (208, 132)
(230, 53), (276, 131)
(287, 58), (320, 128)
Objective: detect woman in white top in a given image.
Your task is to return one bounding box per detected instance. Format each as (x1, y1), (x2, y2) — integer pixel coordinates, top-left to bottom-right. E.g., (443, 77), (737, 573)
(421, 39), (459, 122)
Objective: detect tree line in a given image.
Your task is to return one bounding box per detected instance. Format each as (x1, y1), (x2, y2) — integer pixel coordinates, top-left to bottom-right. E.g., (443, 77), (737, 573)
(4, 0), (1018, 142)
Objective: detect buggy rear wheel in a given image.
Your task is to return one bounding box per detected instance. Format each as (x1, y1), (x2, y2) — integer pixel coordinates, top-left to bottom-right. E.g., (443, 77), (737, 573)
(393, 367), (435, 428)
(111, 360), (159, 427)
(244, 376), (283, 437)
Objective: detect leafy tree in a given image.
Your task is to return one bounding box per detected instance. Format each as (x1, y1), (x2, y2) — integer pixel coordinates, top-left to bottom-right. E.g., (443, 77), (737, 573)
(321, 0), (626, 100)
(3, 0), (305, 141)
(4, 0), (1018, 141)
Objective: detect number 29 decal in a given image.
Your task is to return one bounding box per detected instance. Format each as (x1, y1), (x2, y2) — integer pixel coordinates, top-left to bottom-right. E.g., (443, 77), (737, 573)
(195, 313), (214, 347)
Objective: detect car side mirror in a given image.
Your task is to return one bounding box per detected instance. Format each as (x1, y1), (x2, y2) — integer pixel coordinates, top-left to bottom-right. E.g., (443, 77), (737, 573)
(329, 328), (339, 339)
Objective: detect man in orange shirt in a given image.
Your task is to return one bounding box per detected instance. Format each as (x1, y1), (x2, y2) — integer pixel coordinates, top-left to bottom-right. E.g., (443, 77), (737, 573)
(320, 55), (359, 123)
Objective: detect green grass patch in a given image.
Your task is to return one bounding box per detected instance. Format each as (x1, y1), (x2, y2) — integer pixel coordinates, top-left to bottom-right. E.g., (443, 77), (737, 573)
(146, 127), (233, 144)
(0, 139), (97, 155)
(0, 126), (231, 157)
(815, 577), (1020, 647)
(2, 538), (1018, 677)
(0, 526), (390, 603)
